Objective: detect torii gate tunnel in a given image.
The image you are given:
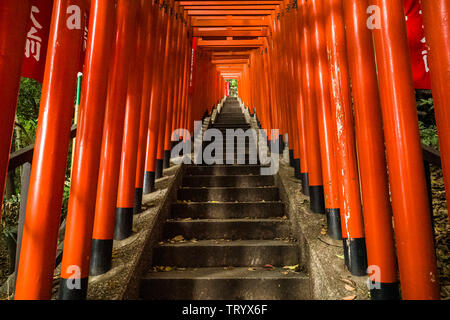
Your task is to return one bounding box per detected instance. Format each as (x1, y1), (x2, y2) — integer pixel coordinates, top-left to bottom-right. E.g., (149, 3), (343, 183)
(0, 0), (448, 300)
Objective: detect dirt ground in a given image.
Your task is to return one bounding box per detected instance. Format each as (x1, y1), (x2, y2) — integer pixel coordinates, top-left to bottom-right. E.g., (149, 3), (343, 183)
(430, 165), (450, 299)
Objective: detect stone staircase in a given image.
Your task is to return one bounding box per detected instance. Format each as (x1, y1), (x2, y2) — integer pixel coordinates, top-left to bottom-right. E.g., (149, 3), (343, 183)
(139, 97), (310, 300)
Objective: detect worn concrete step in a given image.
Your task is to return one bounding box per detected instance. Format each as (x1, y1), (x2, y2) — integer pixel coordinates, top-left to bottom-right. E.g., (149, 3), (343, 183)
(212, 124), (250, 129)
(201, 143), (256, 150)
(177, 187), (279, 202)
(163, 218), (290, 240)
(171, 201), (284, 219)
(140, 267), (310, 300)
(182, 175), (274, 187)
(200, 155), (258, 162)
(216, 114), (245, 118)
(216, 118), (246, 122)
(190, 159), (261, 166)
(185, 165), (264, 176)
(215, 119), (247, 123)
(153, 240), (300, 267)
(201, 143), (254, 149)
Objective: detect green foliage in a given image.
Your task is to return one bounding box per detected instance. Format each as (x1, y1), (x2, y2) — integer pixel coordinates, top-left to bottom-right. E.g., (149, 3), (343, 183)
(0, 195), (19, 247)
(416, 96), (439, 150)
(417, 97), (435, 127)
(419, 121), (439, 150)
(16, 78), (42, 147)
(226, 79), (238, 97)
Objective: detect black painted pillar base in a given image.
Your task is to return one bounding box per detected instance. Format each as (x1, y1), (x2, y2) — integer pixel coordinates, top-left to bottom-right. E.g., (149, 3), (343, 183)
(326, 208), (342, 240)
(134, 188), (143, 214)
(114, 207), (134, 241)
(279, 135), (284, 154)
(58, 277), (89, 300)
(163, 150), (171, 169)
(301, 173), (310, 196)
(370, 282), (400, 300)
(267, 139), (271, 153)
(155, 159), (164, 179)
(90, 239), (113, 276)
(171, 140), (177, 152)
(294, 159), (301, 179)
(289, 149), (295, 167)
(143, 171), (155, 195)
(343, 238), (368, 276)
(309, 185), (325, 214)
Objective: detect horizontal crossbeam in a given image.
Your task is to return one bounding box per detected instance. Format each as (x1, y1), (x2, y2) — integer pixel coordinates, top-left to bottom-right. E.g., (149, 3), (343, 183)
(191, 18), (271, 27)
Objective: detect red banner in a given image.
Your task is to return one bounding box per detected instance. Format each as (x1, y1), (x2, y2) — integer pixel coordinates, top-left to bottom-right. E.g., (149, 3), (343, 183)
(21, 0), (89, 83)
(404, 0), (432, 89)
(21, 0), (53, 83)
(226, 81), (230, 97)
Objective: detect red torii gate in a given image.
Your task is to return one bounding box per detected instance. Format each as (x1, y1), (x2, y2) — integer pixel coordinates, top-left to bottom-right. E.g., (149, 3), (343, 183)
(0, 0), (448, 301)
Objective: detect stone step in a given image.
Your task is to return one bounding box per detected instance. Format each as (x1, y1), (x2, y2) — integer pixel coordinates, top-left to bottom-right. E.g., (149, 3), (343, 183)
(140, 267), (310, 300)
(182, 175), (274, 187)
(171, 201), (285, 219)
(201, 142), (256, 148)
(211, 124), (250, 129)
(152, 239), (300, 267)
(190, 159), (261, 166)
(162, 218), (290, 240)
(185, 165), (264, 176)
(177, 187), (279, 202)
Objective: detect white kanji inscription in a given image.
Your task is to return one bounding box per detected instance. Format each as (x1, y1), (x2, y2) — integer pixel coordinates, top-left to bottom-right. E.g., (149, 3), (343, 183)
(25, 6), (43, 62)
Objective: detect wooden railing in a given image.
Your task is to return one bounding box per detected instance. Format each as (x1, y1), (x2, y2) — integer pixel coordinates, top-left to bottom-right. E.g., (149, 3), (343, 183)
(4, 124), (77, 294)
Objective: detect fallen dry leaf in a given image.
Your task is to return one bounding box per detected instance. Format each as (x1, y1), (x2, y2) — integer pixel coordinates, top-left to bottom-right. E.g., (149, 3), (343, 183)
(172, 235), (184, 242)
(283, 265), (299, 270)
(340, 278), (356, 286)
(342, 295), (356, 300)
(344, 284), (355, 292)
(264, 264), (275, 270)
(248, 267), (256, 271)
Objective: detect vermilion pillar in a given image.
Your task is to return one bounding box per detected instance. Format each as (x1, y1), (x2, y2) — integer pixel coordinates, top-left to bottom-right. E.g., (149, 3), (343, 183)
(163, 9), (183, 169)
(15, 0), (87, 300)
(143, 2), (169, 194)
(371, 0), (440, 300)
(155, 2), (174, 179)
(292, 3), (310, 195)
(300, 0), (325, 214)
(114, 0), (150, 241)
(59, 0), (116, 300)
(422, 0), (450, 223)
(310, 0), (342, 239)
(342, 0), (398, 299)
(325, 0), (366, 276)
(90, 0), (138, 276)
(0, 1), (31, 221)
(135, 0), (159, 208)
